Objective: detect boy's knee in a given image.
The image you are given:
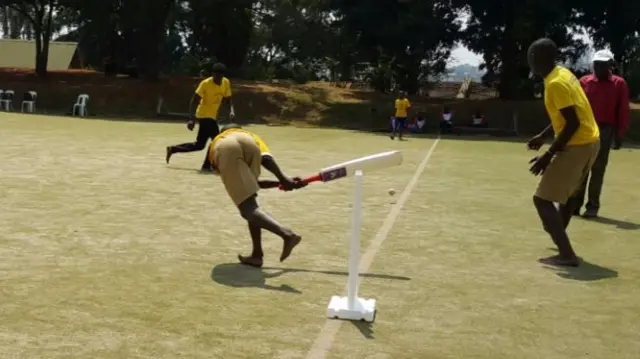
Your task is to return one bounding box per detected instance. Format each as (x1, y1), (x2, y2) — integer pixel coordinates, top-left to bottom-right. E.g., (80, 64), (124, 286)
(533, 195), (549, 208)
(238, 195), (259, 220)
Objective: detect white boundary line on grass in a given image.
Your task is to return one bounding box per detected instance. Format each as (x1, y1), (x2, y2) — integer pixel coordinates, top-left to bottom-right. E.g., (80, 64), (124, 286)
(304, 137), (441, 359)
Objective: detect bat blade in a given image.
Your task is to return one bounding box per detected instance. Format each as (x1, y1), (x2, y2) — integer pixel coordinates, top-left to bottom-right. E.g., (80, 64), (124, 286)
(277, 150), (403, 190)
(319, 150), (403, 182)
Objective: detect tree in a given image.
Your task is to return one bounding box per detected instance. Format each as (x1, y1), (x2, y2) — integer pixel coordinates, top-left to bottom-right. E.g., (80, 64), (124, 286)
(61, 0), (178, 80)
(244, 0), (338, 81)
(456, 0), (586, 99)
(332, 0), (462, 93)
(184, 0), (255, 73)
(1, 6), (33, 39)
(119, 0), (177, 80)
(1, 0), (60, 77)
(576, 1), (640, 76)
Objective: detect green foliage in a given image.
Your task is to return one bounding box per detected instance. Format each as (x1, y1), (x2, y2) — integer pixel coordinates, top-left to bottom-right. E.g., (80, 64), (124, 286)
(456, 0), (588, 99)
(331, 0), (462, 94)
(1, 0), (638, 99)
(574, 1), (640, 74)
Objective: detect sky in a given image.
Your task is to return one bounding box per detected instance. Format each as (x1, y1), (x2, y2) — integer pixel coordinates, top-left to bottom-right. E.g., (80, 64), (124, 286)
(449, 29), (594, 68)
(449, 10), (595, 68)
(450, 45), (482, 66)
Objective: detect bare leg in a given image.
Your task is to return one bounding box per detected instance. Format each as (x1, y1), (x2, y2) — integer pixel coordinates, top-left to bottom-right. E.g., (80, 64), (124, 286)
(560, 195), (581, 230)
(238, 196), (301, 262)
(533, 196), (579, 267)
(238, 223), (264, 268)
(201, 144), (213, 171)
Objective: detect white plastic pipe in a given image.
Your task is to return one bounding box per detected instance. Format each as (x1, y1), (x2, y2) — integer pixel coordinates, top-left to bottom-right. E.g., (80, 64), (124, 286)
(347, 170), (363, 309)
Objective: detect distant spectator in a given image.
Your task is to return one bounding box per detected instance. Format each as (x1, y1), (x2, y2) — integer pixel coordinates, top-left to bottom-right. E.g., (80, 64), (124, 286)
(440, 106), (454, 133)
(411, 115), (427, 133)
(471, 110), (488, 128)
(390, 91), (411, 140)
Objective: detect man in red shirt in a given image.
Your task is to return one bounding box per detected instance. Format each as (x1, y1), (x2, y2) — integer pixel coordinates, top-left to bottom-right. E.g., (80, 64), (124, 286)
(576, 50), (630, 218)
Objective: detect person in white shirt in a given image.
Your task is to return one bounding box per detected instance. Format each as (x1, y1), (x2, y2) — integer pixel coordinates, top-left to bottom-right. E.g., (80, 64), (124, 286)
(440, 106), (454, 133)
(472, 110), (488, 128)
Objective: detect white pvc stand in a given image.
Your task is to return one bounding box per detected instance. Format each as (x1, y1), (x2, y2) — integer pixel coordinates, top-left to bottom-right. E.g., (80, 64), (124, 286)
(327, 170), (377, 322)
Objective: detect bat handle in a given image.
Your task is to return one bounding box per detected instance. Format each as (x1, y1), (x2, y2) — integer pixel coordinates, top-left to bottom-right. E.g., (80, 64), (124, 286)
(277, 174), (320, 191)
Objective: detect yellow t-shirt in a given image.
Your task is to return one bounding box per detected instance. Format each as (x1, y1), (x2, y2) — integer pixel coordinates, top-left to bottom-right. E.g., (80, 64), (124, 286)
(395, 98), (411, 118)
(543, 66), (599, 146)
(195, 77), (232, 119)
(208, 128), (271, 165)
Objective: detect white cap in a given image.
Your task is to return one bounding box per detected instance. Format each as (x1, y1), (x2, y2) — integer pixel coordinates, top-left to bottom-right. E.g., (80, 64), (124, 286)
(592, 50), (614, 63)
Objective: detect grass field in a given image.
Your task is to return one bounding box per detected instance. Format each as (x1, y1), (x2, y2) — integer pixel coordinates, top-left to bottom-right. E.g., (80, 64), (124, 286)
(1, 114), (639, 359)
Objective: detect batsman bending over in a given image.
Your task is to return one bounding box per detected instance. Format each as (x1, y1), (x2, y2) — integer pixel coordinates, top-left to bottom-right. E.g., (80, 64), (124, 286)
(209, 124), (306, 268)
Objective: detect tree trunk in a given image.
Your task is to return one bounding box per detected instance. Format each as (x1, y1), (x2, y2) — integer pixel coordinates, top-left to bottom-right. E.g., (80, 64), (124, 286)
(34, 24), (45, 76)
(36, 31), (51, 77)
(498, 3), (519, 100)
(132, 0), (173, 80)
(35, 2), (54, 78)
(1, 7), (9, 37)
(9, 7), (22, 38)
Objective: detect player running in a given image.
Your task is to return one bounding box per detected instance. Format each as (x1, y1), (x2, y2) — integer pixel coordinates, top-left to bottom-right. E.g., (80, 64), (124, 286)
(166, 63), (235, 171)
(209, 123), (306, 268)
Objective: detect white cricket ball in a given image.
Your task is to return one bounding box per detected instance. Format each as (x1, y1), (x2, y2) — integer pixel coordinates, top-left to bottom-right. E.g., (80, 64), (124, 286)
(388, 188), (396, 196)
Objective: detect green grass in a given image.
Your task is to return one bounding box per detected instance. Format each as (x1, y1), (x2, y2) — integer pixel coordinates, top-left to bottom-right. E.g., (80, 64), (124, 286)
(1, 114), (639, 359)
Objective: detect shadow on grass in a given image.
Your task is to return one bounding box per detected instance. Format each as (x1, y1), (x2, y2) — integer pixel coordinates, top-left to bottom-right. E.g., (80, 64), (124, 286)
(543, 260), (618, 282)
(350, 320), (375, 339)
(261, 266), (411, 281)
(581, 216), (640, 230)
(166, 166), (219, 175)
(210, 263), (302, 294)
(211, 263), (411, 294)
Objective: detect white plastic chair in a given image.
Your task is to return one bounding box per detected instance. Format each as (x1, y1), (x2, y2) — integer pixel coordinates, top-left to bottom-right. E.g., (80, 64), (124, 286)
(1, 89), (14, 111)
(21, 91), (37, 113)
(72, 94), (89, 116)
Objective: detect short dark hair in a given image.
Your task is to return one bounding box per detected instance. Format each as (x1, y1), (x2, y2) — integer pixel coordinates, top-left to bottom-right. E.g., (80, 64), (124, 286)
(529, 38), (558, 63)
(212, 63), (227, 74)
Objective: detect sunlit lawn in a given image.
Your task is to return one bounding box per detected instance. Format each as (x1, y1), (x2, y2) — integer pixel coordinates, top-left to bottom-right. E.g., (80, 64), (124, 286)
(1, 114), (638, 359)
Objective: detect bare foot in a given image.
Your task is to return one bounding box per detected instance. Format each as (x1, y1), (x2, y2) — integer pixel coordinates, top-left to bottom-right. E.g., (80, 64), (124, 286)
(165, 147), (173, 164)
(538, 254), (580, 267)
(238, 254), (263, 268)
(280, 234), (302, 262)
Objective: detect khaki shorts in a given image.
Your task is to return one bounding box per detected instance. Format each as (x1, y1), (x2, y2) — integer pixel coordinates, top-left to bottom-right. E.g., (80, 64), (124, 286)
(213, 132), (262, 206)
(535, 141), (600, 204)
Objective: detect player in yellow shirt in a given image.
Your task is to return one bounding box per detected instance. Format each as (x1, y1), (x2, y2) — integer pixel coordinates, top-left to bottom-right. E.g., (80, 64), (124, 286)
(526, 38), (600, 267)
(166, 63), (235, 171)
(390, 91), (411, 140)
(209, 123), (306, 268)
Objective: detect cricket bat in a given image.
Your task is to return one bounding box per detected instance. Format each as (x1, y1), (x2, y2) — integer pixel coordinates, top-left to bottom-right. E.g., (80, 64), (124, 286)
(275, 150), (403, 190)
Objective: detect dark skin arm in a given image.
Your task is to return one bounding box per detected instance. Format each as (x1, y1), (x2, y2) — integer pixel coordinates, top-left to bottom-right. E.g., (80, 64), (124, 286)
(186, 94), (201, 130)
(527, 124), (554, 150)
(218, 96), (235, 119)
(260, 155), (306, 191)
(529, 106), (580, 175)
(258, 180), (281, 189)
(548, 107), (580, 154)
(261, 155), (290, 183)
(538, 124), (554, 138)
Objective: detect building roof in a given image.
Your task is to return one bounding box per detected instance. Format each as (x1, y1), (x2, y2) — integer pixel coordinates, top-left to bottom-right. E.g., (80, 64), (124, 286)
(0, 39), (78, 71)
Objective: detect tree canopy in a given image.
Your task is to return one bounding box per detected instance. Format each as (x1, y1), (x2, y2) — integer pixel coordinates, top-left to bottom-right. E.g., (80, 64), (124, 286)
(1, 0), (638, 97)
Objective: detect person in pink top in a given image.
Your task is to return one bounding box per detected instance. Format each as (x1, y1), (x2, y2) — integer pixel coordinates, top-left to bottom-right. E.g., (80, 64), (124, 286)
(575, 50), (630, 218)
